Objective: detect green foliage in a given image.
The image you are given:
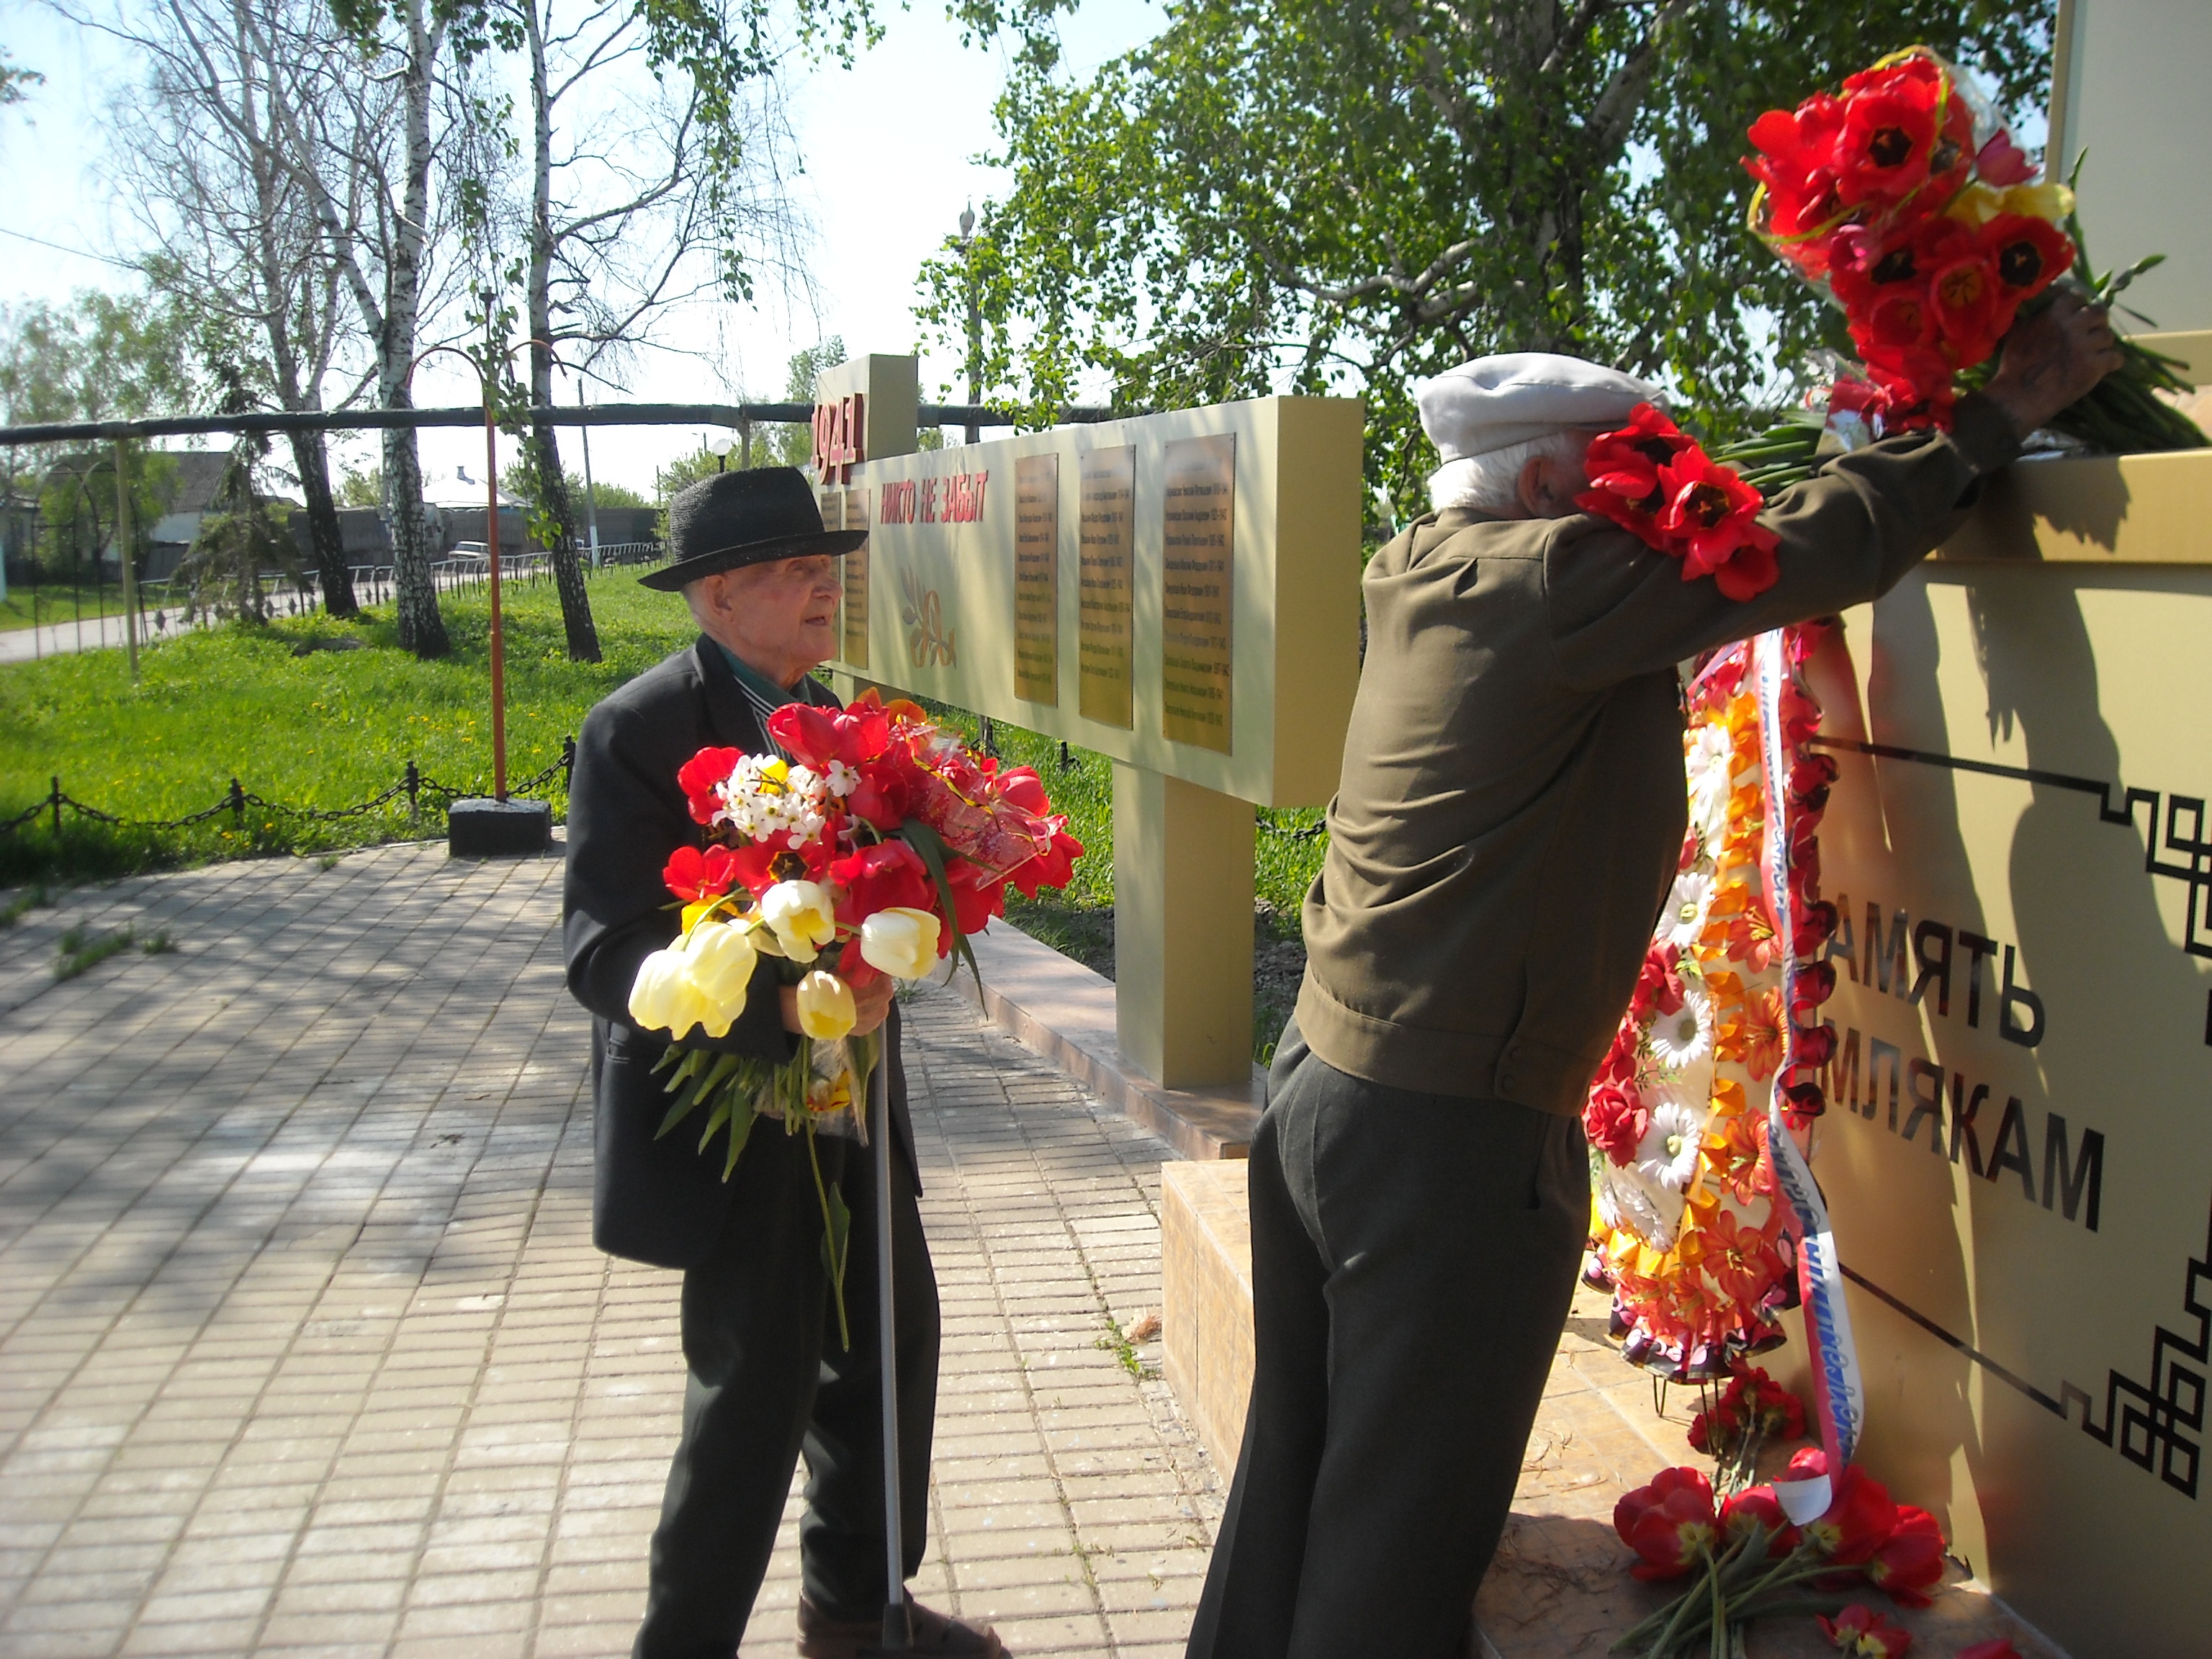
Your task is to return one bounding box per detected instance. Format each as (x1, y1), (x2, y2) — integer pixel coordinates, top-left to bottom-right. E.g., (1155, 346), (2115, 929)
(0, 567), (698, 882)
(0, 289), (202, 430)
(920, 0), (2055, 521)
(1, 48), (42, 105)
(773, 337), (848, 467)
(501, 464), (654, 512)
(174, 441), (302, 623)
(336, 464), (384, 508)
(36, 447), (182, 580)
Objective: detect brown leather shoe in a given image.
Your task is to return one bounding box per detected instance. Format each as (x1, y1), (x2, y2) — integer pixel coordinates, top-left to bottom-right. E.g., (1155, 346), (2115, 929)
(796, 1593), (1007, 1658)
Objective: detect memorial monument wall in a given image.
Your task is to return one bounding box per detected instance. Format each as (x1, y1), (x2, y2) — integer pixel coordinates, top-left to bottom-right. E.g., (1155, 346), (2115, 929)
(1789, 331), (2211, 1653)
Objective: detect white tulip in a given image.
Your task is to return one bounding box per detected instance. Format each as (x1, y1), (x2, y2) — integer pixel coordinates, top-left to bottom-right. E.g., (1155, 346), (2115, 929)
(794, 970), (857, 1040)
(680, 919), (758, 1038)
(859, 906), (941, 981)
(760, 879), (837, 963)
(629, 945), (711, 1039)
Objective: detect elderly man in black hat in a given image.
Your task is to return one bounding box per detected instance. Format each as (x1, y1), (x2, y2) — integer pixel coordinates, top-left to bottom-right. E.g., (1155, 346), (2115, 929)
(564, 467), (1005, 1659)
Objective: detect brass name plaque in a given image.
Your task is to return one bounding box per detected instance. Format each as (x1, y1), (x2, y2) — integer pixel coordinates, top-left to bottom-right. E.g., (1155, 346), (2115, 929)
(840, 487), (870, 671)
(1159, 434), (1233, 752)
(1078, 446), (1135, 729)
(1014, 453), (1059, 705)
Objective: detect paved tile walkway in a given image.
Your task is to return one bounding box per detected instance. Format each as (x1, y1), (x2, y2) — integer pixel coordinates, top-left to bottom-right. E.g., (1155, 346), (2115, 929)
(0, 844), (1220, 1659)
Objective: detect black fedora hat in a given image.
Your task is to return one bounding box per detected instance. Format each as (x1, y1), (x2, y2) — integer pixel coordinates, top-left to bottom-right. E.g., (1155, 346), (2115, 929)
(640, 466), (866, 591)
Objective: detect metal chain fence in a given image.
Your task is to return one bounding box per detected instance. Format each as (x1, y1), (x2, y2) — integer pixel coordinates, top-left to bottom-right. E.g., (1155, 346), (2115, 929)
(0, 739), (575, 841)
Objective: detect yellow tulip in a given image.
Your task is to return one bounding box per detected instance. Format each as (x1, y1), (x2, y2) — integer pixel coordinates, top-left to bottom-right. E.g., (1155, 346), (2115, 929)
(795, 969), (857, 1040)
(760, 879), (837, 963)
(629, 945), (713, 1039)
(2001, 181), (2074, 225)
(859, 906), (942, 981)
(680, 919), (758, 1037)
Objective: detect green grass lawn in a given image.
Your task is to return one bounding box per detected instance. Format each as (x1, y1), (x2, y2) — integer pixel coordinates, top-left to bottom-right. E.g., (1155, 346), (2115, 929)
(1, 583), (139, 634)
(0, 569), (693, 879)
(0, 566), (1328, 1056)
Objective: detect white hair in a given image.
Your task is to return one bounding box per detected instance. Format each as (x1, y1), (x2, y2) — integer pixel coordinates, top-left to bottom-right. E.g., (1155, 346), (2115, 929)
(1427, 428), (1597, 515)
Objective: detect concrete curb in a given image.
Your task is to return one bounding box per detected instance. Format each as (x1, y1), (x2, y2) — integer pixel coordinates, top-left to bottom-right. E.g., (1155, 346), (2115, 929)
(948, 920), (1264, 1160)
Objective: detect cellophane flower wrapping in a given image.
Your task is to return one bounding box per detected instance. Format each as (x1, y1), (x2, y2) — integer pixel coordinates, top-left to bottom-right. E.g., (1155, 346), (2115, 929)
(1744, 46), (2074, 430)
(1583, 625), (1840, 1380)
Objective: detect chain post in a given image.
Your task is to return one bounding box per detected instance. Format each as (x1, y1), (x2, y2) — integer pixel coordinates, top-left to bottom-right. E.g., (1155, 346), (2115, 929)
(406, 760), (421, 827)
(51, 776), (61, 837)
(228, 778), (246, 827)
(562, 734), (576, 783)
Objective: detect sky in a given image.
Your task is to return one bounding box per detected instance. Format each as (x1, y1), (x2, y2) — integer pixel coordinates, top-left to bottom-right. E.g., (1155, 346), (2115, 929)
(0, 0), (1164, 497)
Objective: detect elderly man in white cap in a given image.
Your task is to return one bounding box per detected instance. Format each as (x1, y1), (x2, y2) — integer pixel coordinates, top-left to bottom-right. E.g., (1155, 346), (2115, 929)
(1183, 295), (2121, 1659)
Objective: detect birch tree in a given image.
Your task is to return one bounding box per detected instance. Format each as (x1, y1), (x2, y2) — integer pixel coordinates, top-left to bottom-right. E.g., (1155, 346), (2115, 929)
(923, 0), (2054, 515)
(87, 0), (380, 616)
(471, 0), (808, 662)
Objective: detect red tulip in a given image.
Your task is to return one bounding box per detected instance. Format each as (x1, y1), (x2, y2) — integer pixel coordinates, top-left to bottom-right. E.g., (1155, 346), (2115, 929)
(1719, 1485), (1799, 1557)
(829, 839), (933, 925)
(1655, 450), (1779, 583)
(1957, 1642), (2023, 1659)
(1577, 404), (1695, 543)
(1979, 214), (2072, 318)
(1974, 130), (2035, 186)
(767, 701), (890, 770)
(1614, 1467), (1717, 1581)
(1833, 56), (1944, 207)
(1744, 92), (1849, 246)
(663, 844), (741, 904)
(1007, 828), (1083, 899)
(1865, 1504), (1946, 1607)
(943, 857), (1010, 938)
(1802, 1464), (1897, 1566)
(1819, 1603), (1913, 1658)
(728, 836), (832, 896)
(676, 745), (742, 826)
(996, 765), (1050, 814)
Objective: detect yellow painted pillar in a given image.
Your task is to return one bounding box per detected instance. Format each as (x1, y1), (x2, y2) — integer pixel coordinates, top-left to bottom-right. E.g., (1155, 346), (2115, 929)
(1112, 762), (1255, 1089)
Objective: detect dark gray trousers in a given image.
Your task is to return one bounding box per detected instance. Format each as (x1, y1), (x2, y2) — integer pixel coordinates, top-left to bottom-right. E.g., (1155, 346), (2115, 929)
(634, 1120), (939, 1659)
(1185, 1019), (1588, 1659)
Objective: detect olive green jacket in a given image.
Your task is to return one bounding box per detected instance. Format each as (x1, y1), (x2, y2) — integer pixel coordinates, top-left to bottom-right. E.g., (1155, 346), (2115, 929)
(1295, 395), (2021, 1117)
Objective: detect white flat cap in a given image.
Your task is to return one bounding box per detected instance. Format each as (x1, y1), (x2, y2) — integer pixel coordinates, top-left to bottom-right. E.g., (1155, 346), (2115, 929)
(1417, 352), (1663, 460)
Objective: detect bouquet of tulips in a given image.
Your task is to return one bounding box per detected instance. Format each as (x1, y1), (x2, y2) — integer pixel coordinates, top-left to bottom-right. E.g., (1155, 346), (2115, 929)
(627, 691), (1082, 1341)
(1614, 1449), (1948, 1658)
(1722, 46), (2201, 496)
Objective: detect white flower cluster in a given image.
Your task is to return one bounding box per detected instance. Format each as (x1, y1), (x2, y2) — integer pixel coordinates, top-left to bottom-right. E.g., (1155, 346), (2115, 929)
(713, 757), (830, 850)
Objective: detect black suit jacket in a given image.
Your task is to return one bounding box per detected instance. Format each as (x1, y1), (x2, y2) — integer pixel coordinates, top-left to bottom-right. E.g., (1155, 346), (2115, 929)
(562, 637), (915, 1269)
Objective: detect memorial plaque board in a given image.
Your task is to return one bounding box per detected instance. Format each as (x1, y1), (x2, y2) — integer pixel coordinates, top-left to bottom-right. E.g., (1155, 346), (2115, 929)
(1079, 446), (1135, 729)
(1159, 435), (1234, 752)
(1014, 454), (1059, 704)
(840, 487), (871, 671)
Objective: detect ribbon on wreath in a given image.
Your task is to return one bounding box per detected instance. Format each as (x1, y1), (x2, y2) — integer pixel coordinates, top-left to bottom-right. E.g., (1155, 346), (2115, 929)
(1752, 628), (1864, 1473)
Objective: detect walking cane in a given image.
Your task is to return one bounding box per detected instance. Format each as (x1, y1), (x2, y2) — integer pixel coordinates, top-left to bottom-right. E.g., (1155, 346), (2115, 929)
(871, 1041), (914, 1653)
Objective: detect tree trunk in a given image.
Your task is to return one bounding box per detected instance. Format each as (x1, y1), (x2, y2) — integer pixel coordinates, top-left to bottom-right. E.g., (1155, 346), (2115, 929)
(385, 422), (446, 655)
(524, 0), (599, 664)
(531, 421), (601, 661)
(382, 0), (446, 659)
(288, 428), (359, 616)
